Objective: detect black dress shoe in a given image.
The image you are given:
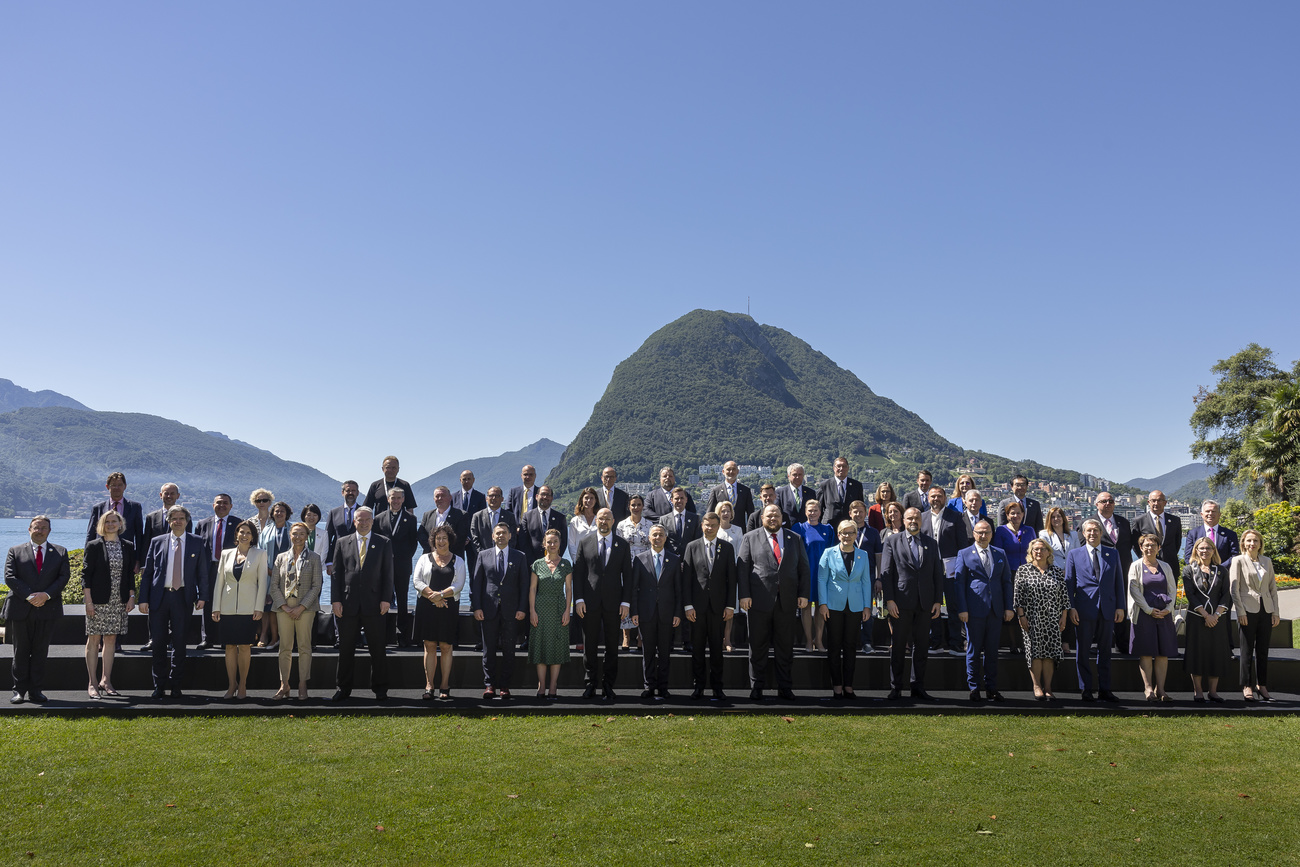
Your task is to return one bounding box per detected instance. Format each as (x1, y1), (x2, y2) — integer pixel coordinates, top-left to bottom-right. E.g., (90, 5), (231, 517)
(749, 687), (764, 701)
(712, 688), (728, 702)
(197, 640), (213, 650)
(988, 691), (1006, 703)
(141, 640), (154, 653)
(843, 690), (858, 701)
(150, 688), (165, 700)
(887, 688), (903, 700)
(1081, 691), (1096, 702)
(9, 691), (23, 705)
(778, 688), (796, 701)
(373, 692), (388, 702)
(658, 688), (670, 700)
(27, 691), (48, 704)
(1193, 695), (1207, 703)
(690, 687), (705, 700)
(969, 690), (982, 702)
(329, 690), (351, 703)
(832, 691), (846, 701)
(169, 689), (183, 700)
(641, 689), (655, 700)
(601, 687), (616, 701)
(582, 685), (597, 699)
(1099, 690), (1120, 702)
(911, 689), (934, 701)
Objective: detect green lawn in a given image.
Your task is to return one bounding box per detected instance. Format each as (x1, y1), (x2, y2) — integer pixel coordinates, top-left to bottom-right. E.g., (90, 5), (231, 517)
(2, 715), (1297, 866)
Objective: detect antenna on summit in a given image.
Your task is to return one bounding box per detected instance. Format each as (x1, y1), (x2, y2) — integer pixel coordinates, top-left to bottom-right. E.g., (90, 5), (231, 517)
(747, 296), (750, 317)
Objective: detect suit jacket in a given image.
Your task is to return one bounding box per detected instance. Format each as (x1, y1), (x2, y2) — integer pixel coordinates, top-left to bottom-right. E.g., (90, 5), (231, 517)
(774, 484), (818, 527)
(817, 545), (871, 613)
(325, 503), (360, 566)
(658, 509), (702, 558)
(920, 505), (968, 559)
(196, 514), (243, 569)
(746, 505), (787, 532)
(705, 481), (755, 528)
(644, 487), (696, 523)
(270, 548), (323, 611)
(1097, 512), (1134, 576)
(1182, 563), (1230, 616)
(630, 548), (684, 623)
(817, 477), (865, 531)
(469, 507), (520, 556)
(951, 544), (1013, 618)
(572, 532), (633, 613)
(452, 488), (488, 518)
(81, 538), (138, 604)
(597, 487), (631, 524)
(506, 484), (540, 521)
(373, 508), (419, 577)
(330, 533), (395, 617)
(737, 526), (811, 613)
(1126, 559), (1178, 623)
(139, 532), (208, 610)
(1183, 523), (1240, 567)
(211, 547), (269, 616)
(879, 531), (944, 611)
(85, 498), (146, 554)
(680, 535), (737, 615)
(363, 476), (417, 513)
(1131, 511), (1183, 568)
(3, 542), (70, 621)
(517, 507), (569, 565)
(470, 545), (530, 619)
(417, 507), (470, 558)
(143, 507), (193, 557)
(997, 496), (1044, 533)
(1229, 554), (1278, 616)
(1064, 545), (1124, 620)
(901, 489), (931, 514)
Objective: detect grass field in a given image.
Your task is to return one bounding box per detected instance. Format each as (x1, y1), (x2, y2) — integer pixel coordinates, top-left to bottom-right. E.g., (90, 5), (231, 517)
(2, 715), (1297, 866)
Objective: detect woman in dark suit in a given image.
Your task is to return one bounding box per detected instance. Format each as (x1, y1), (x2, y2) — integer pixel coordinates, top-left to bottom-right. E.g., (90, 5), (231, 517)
(817, 520), (872, 699)
(271, 522), (323, 701)
(1183, 536), (1231, 702)
(81, 510), (137, 699)
(211, 521), (268, 699)
(1230, 529), (1280, 702)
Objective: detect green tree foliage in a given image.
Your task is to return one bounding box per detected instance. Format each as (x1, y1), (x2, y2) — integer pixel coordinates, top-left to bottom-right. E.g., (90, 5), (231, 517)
(1242, 381), (1300, 500)
(1252, 502), (1300, 577)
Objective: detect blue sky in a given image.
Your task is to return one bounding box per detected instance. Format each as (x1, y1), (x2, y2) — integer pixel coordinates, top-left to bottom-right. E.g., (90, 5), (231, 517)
(3, 4), (1297, 486)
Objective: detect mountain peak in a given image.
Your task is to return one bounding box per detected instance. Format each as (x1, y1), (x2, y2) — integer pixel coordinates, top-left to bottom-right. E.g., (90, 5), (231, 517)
(0, 378), (89, 413)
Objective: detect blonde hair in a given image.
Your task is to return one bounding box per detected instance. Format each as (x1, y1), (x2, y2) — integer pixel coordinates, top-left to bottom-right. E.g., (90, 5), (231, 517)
(250, 488), (274, 507)
(1027, 538), (1055, 567)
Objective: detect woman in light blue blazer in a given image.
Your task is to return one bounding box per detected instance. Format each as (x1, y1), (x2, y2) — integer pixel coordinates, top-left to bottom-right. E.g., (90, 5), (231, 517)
(817, 520), (873, 700)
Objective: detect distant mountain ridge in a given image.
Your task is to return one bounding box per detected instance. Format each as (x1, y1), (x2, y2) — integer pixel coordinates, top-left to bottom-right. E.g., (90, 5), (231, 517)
(1124, 463), (1214, 493)
(411, 439), (566, 505)
(0, 378), (89, 413)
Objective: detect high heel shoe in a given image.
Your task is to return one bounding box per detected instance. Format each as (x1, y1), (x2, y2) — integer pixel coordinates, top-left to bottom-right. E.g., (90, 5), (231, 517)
(87, 685), (101, 700)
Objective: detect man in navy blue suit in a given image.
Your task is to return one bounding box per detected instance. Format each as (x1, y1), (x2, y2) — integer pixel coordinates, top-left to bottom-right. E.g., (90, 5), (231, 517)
(195, 493), (241, 649)
(471, 522), (529, 699)
(505, 465), (540, 522)
(453, 470), (488, 518)
(85, 472), (145, 567)
(1183, 499), (1240, 566)
(774, 464), (818, 528)
(1066, 519), (1125, 702)
(952, 521), (1014, 701)
(138, 506), (208, 700)
(630, 525), (683, 700)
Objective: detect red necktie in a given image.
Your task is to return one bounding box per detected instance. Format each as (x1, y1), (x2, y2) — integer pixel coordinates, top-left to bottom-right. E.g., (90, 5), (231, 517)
(770, 533), (782, 565)
(35, 545), (43, 573)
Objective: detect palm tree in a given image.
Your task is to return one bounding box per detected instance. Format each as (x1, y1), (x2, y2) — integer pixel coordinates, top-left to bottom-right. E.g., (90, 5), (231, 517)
(1244, 382), (1300, 500)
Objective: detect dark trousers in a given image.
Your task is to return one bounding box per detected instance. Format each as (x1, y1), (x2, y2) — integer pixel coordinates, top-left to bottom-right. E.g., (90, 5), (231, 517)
(393, 566), (413, 641)
(337, 614), (388, 695)
(746, 604), (797, 689)
(824, 605), (861, 688)
(480, 612), (518, 689)
(639, 612), (675, 690)
(889, 607), (931, 690)
(964, 616), (1002, 691)
(689, 609), (726, 688)
(1074, 617), (1114, 692)
(149, 590), (191, 689)
(1238, 613), (1272, 687)
(201, 569), (219, 643)
(580, 606), (622, 688)
(7, 617), (55, 695)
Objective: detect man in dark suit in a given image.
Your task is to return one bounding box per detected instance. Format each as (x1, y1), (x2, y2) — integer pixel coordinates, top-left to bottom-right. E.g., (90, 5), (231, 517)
(774, 463), (818, 528)
(517, 485), (568, 566)
(506, 465), (540, 522)
(363, 455), (418, 514)
(1094, 490), (1135, 657)
(745, 483), (780, 531)
(469, 487), (520, 559)
(705, 460), (755, 529)
(417, 486), (470, 557)
(85, 472), (145, 563)
(597, 466), (631, 524)
(658, 487), (702, 558)
(817, 457), (865, 531)
(4, 516), (70, 704)
(1183, 499), (1240, 565)
(900, 470), (933, 514)
(138, 482), (192, 652)
(921, 486), (969, 655)
(952, 521), (1014, 701)
(644, 466), (696, 522)
(879, 507), (945, 700)
(470, 522), (529, 699)
(329, 507), (395, 702)
(1066, 519), (1125, 702)
(195, 493), (241, 649)
(1131, 490), (1183, 570)
(738, 505), (811, 701)
(630, 525), (683, 700)
(453, 470), (488, 519)
(681, 511), (737, 700)
(997, 475), (1044, 533)
(138, 506), (208, 700)
(572, 507), (633, 699)
(325, 480), (361, 577)
(373, 487), (419, 647)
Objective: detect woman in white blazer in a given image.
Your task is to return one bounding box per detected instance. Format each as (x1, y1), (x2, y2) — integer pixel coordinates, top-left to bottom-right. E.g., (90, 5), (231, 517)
(210, 520), (268, 700)
(1230, 529), (1280, 701)
(1126, 534), (1178, 702)
(271, 522), (323, 701)
(1038, 507), (1081, 570)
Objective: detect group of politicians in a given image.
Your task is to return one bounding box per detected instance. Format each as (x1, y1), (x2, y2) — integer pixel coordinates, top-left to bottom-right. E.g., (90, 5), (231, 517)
(2, 456), (1284, 706)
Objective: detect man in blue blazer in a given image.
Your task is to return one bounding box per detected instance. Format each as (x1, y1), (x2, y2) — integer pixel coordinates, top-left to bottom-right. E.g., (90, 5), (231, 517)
(952, 521), (1014, 701)
(505, 465), (539, 521)
(658, 487), (702, 559)
(1183, 499), (1240, 566)
(1065, 519), (1126, 702)
(630, 525), (684, 700)
(85, 472), (145, 564)
(138, 506), (208, 700)
(471, 523), (530, 699)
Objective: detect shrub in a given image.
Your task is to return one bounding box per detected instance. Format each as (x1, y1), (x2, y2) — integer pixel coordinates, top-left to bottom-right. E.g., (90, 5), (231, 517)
(1252, 502), (1300, 561)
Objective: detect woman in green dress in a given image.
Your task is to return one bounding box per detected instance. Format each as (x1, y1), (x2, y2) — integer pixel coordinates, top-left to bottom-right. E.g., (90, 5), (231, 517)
(529, 528), (573, 699)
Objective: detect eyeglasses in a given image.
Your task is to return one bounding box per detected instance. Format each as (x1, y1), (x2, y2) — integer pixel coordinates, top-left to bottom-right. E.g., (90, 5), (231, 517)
(255, 499), (271, 504)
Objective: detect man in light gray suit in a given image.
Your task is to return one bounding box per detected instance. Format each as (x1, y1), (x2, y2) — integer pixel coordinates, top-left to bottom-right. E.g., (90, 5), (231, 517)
(738, 505), (810, 702)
